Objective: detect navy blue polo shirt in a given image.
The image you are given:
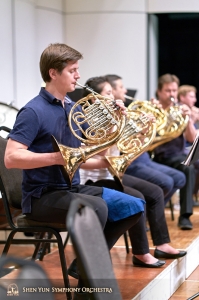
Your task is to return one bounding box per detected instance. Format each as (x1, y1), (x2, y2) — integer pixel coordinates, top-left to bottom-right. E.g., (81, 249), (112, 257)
(154, 134), (185, 159)
(9, 88), (87, 213)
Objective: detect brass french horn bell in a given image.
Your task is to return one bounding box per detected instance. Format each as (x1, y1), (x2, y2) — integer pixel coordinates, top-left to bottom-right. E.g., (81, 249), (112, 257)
(51, 82), (126, 185)
(147, 96), (189, 151)
(105, 110), (156, 180)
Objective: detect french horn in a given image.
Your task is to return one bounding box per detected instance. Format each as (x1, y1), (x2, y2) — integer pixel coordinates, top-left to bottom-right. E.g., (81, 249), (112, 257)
(147, 97), (189, 151)
(127, 97), (168, 133)
(105, 110), (156, 180)
(51, 82), (126, 185)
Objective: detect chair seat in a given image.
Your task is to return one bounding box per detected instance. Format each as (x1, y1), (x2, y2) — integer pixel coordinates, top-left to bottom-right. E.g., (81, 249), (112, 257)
(16, 214), (66, 230)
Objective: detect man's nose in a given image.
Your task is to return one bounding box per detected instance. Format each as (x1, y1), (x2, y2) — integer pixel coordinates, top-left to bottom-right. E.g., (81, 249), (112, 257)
(75, 71), (80, 79)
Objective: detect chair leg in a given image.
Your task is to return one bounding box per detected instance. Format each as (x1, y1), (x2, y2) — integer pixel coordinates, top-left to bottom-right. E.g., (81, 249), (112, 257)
(63, 232), (70, 249)
(38, 232), (53, 260)
(32, 232), (47, 260)
(123, 232), (129, 254)
(169, 199), (175, 221)
(53, 231), (72, 300)
(1, 230), (17, 255)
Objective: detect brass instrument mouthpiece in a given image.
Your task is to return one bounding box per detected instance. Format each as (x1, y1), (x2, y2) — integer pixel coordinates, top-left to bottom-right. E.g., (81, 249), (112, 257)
(124, 95), (134, 101)
(76, 81), (96, 94)
(170, 97), (175, 103)
(76, 81), (119, 110)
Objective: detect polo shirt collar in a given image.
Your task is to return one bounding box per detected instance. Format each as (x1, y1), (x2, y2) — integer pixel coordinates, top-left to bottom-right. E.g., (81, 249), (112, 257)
(39, 87), (72, 106)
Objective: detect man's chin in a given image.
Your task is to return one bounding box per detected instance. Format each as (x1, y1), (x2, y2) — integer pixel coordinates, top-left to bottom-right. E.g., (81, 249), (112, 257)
(68, 85), (76, 93)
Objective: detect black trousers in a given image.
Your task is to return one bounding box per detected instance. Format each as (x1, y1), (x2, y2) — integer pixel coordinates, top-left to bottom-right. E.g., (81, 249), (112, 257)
(122, 174), (170, 249)
(154, 154), (195, 217)
(28, 184), (141, 251)
(86, 175), (170, 254)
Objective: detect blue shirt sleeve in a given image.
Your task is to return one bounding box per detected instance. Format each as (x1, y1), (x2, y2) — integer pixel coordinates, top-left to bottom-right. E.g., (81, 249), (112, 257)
(9, 107), (40, 147)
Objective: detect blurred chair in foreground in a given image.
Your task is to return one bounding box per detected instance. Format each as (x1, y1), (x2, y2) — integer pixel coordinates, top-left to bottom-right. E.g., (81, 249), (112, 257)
(67, 199), (122, 300)
(0, 255), (55, 300)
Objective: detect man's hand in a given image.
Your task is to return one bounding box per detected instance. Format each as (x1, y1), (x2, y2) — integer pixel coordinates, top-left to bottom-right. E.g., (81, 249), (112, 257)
(180, 104), (191, 117)
(115, 99), (127, 115)
(144, 112), (156, 123)
(150, 98), (162, 109)
(191, 106), (199, 123)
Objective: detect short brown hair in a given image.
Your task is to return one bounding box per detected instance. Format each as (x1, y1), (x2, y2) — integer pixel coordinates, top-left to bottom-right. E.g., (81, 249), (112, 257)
(158, 73), (180, 91)
(82, 76), (107, 97)
(105, 74), (122, 89)
(178, 85), (197, 100)
(40, 43), (83, 82)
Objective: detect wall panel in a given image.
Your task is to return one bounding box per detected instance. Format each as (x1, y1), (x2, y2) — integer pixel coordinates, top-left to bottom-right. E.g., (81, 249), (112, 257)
(65, 7), (147, 99)
(0, 0), (15, 105)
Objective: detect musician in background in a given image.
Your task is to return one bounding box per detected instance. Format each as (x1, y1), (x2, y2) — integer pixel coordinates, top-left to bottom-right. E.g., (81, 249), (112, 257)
(106, 74), (186, 209)
(177, 85), (199, 201)
(177, 85), (199, 137)
(153, 74), (196, 230)
(4, 43), (148, 300)
(78, 76), (186, 264)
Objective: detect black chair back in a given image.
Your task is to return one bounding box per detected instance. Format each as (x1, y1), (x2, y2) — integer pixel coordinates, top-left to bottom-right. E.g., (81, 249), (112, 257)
(0, 135), (22, 209)
(67, 199), (122, 300)
(0, 255), (55, 300)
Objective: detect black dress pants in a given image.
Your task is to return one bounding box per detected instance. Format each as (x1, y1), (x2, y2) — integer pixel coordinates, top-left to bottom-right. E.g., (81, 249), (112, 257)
(154, 154), (195, 217)
(122, 174), (170, 252)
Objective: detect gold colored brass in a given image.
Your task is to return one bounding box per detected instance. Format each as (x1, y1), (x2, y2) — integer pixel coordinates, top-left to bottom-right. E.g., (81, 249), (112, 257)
(148, 105), (189, 151)
(52, 86), (126, 184)
(128, 99), (167, 133)
(127, 97), (189, 151)
(105, 110), (156, 179)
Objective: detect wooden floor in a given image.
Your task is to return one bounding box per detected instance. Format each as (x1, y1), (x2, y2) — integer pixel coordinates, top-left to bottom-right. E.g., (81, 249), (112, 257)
(0, 205), (199, 300)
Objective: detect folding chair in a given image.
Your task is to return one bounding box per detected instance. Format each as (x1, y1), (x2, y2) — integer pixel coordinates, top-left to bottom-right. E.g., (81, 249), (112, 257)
(0, 255), (55, 300)
(0, 128), (72, 300)
(0, 127), (21, 242)
(67, 199), (122, 300)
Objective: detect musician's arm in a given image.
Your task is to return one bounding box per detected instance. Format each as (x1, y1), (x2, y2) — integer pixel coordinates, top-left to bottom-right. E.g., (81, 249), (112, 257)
(80, 156), (109, 170)
(184, 119), (198, 143)
(4, 138), (64, 169)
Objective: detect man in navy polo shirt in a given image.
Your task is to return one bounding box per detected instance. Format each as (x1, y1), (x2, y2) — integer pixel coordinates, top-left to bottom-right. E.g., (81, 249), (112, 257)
(4, 43), (148, 300)
(154, 74), (196, 230)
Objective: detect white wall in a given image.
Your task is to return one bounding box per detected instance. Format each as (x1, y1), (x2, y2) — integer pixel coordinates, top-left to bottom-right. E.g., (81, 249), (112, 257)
(14, 0), (37, 107)
(1, 0), (199, 116)
(0, 0), (15, 105)
(64, 0), (148, 100)
(0, 0), (65, 112)
(148, 0), (199, 13)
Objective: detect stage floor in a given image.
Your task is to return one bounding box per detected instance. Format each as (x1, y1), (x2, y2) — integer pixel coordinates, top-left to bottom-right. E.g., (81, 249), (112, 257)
(0, 206), (199, 299)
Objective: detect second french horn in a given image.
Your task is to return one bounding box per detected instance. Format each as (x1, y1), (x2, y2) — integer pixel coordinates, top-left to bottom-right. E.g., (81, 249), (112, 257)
(105, 110), (156, 179)
(147, 97), (189, 151)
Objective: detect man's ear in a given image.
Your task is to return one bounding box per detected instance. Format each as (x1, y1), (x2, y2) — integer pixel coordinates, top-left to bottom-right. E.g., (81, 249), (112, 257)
(49, 68), (57, 80)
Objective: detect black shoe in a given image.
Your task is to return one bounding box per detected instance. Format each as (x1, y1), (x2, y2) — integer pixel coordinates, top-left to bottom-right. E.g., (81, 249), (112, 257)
(68, 259), (79, 279)
(154, 249), (187, 259)
(178, 216), (193, 230)
(36, 247), (50, 260)
(132, 256), (165, 268)
(73, 292), (90, 300)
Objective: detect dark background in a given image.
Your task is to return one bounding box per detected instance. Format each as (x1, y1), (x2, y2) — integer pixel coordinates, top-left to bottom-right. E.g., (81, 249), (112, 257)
(156, 13), (199, 107)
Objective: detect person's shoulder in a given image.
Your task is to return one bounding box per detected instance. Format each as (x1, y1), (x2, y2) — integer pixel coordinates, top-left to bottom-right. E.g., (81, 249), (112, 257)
(18, 93), (47, 118)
